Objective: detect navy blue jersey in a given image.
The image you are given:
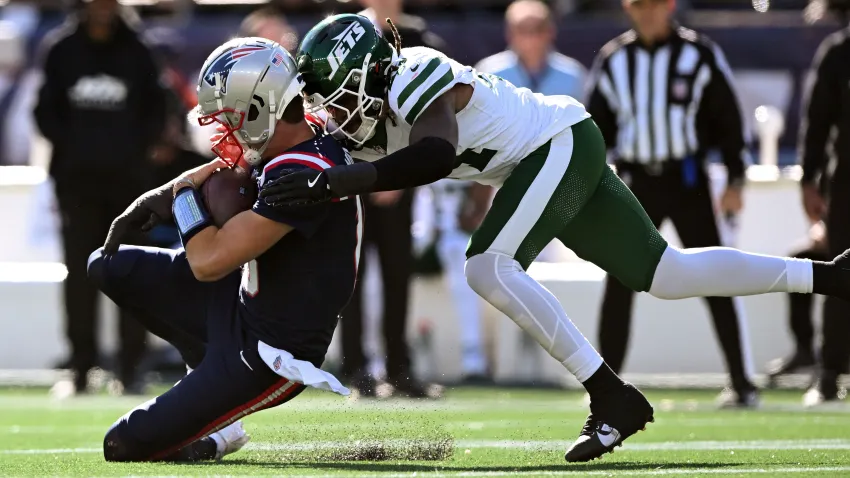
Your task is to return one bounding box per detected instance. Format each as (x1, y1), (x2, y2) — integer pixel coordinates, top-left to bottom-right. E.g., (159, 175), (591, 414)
(238, 130), (363, 366)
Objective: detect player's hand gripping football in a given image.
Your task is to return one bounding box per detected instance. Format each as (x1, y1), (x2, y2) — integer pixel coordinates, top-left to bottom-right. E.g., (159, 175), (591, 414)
(259, 168), (333, 207)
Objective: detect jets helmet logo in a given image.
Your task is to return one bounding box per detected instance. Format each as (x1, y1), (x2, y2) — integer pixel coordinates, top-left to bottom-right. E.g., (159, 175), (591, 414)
(203, 45), (267, 94)
(327, 22), (366, 78)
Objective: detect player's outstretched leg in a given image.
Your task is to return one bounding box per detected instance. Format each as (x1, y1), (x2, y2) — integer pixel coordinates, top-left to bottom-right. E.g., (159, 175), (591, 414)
(465, 119), (653, 463)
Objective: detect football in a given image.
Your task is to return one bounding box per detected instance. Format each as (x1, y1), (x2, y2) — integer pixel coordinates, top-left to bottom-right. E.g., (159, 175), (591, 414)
(200, 166), (258, 227)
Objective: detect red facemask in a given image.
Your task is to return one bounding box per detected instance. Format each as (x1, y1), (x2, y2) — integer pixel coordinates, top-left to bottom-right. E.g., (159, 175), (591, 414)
(198, 108), (247, 169)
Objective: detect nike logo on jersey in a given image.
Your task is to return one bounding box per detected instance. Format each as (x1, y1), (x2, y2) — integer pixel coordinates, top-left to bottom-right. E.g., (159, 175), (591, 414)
(239, 350), (254, 371)
(410, 62), (420, 72)
(307, 175), (321, 188)
(596, 423), (621, 448)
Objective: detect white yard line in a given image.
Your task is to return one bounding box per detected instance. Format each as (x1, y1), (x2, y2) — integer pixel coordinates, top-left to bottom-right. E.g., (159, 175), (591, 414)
(92, 466), (850, 477)
(6, 438), (850, 455)
(360, 467), (850, 477)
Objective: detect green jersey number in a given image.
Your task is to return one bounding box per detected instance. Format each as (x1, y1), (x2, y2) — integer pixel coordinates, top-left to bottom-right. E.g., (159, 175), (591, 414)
(456, 148), (497, 172)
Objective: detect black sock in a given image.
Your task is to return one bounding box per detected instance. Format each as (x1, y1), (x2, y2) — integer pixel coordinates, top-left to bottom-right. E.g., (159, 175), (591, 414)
(812, 261), (839, 297)
(582, 362), (623, 397)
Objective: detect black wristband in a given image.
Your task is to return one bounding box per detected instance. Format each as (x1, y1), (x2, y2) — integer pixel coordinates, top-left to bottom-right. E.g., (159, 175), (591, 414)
(324, 162), (378, 197)
(172, 187), (213, 247)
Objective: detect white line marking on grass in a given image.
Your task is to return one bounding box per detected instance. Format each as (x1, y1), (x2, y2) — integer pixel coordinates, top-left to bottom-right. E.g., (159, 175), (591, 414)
(366, 467), (850, 477)
(5, 438), (850, 455)
(452, 438), (850, 451)
(0, 447), (100, 454)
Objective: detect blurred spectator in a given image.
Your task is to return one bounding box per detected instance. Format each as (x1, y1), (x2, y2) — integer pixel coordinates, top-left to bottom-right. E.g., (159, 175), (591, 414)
(144, 27), (207, 245)
(360, 0), (448, 53)
(0, 22), (29, 165)
(34, 0), (167, 396)
(475, 0), (587, 101)
(476, 0), (583, 263)
(340, 0), (446, 398)
(797, 24), (850, 406)
(239, 6), (298, 53)
(587, 0), (756, 408)
(430, 180), (492, 382)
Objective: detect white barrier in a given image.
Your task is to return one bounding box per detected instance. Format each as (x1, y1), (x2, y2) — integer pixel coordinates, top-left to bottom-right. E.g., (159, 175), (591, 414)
(0, 165), (818, 383)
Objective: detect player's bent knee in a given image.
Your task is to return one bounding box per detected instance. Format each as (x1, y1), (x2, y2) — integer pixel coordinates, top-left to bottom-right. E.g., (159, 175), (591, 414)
(465, 252), (522, 307)
(87, 246), (146, 291)
(87, 248), (107, 288)
(464, 253), (495, 297)
(103, 424), (138, 462)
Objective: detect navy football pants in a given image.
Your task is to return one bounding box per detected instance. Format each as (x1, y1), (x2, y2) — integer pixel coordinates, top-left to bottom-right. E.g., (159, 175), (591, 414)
(88, 246), (306, 462)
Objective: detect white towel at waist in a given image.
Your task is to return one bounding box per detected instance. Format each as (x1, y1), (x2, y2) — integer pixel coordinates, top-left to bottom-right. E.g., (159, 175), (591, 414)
(257, 341), (350, 396)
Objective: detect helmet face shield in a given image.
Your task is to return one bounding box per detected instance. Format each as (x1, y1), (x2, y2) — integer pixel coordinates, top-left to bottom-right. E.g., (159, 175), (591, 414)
(305, 60), (382, 148)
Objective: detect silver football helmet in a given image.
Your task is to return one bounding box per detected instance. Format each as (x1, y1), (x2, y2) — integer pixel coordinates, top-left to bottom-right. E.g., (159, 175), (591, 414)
(195, 37), (304, 166)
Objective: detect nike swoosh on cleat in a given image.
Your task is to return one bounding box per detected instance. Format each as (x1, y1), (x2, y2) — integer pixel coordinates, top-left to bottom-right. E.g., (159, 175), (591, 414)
(596, 425), (621, 448)
(307, 176), (320, 188)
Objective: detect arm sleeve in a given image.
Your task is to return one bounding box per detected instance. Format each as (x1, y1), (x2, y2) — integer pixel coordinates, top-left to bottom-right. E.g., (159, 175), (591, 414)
(585, 53), (619, 152)
(799, 34), (843, 185)
(254, 162), (330, 237)
(325, 137), (456, 196)
(33, 40), (67, 147)
(698, 43), (749, 185)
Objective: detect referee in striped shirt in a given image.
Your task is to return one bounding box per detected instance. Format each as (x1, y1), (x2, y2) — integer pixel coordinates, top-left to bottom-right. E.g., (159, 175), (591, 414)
(587, 0), (757, 407)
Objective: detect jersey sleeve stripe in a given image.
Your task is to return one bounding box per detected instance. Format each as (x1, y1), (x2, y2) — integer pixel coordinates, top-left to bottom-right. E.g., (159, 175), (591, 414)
(404, 68), (455, 124)
(263, 154), (332, 173)
(260, 153), (335, 185)
(397, 57), (443, 108)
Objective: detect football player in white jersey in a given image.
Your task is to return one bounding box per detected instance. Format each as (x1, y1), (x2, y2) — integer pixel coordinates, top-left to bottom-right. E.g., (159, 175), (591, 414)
(260, 14), (850, 462)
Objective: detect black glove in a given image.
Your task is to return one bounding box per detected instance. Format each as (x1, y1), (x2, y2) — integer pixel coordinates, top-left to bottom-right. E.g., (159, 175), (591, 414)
(103, 181), (175, 254)
(259, 168), (333, 207)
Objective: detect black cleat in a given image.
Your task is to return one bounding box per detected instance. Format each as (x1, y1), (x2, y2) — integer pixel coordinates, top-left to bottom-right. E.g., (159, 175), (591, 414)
(564, 382), (654, 463)
(814, 250), (850, 301)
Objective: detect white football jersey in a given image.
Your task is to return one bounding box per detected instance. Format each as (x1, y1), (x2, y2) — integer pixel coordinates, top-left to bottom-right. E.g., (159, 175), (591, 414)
(352, 47), (590, 186)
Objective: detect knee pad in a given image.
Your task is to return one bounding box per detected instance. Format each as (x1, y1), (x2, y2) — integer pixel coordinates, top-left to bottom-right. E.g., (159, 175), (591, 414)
(465, 252), (522, 308)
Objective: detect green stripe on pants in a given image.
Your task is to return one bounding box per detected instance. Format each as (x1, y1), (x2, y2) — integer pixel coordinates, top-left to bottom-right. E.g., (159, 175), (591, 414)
(466, 118), (668, 292)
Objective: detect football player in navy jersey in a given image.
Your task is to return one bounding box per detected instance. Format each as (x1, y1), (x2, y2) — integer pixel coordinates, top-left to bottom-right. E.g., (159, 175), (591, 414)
(86, 38), (363, 462)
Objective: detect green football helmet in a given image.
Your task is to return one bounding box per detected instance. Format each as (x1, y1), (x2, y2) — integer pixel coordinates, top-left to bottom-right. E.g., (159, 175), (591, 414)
(296, 14), (398, 147)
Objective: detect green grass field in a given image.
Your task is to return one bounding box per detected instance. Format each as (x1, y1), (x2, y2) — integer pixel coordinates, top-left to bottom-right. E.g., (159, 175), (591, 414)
(1, 387), (849, 477)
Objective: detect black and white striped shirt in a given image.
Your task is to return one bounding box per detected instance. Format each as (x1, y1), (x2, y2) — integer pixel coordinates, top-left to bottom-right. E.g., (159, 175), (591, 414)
(587, 26), (748, 183)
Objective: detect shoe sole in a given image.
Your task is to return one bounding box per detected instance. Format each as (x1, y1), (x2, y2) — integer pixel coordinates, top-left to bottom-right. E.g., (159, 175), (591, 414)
(565, 414), (655, 463)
